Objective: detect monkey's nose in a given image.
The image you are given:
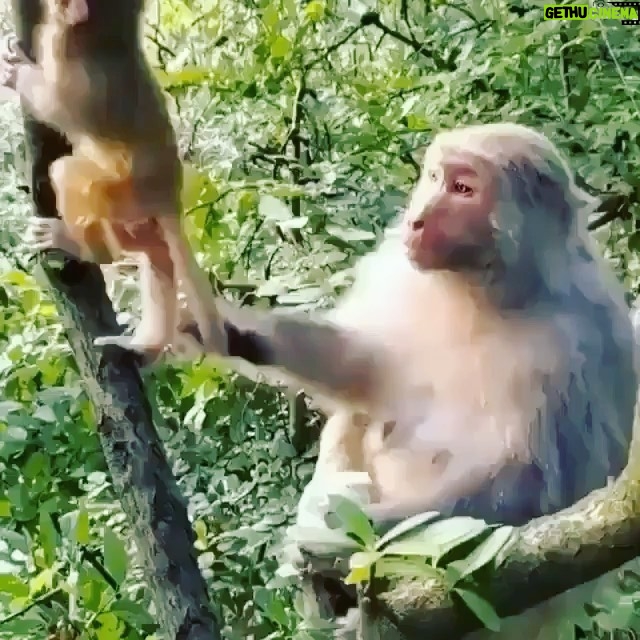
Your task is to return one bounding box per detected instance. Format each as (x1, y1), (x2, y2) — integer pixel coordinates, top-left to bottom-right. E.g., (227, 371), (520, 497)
(410, 219), (425, 231)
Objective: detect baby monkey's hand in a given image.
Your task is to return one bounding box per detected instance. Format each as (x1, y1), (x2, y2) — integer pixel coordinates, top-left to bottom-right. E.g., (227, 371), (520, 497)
(0, 35), (29, 91)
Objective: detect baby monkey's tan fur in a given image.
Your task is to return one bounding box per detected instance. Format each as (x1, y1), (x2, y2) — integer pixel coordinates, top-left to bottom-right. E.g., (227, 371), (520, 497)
(1, 0), (224, 360)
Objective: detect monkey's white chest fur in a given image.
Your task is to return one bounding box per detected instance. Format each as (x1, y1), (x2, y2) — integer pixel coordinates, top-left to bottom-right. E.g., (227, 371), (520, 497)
(329, 240), (569, 504)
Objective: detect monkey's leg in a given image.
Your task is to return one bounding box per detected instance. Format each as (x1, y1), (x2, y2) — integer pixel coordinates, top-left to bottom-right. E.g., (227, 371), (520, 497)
(44, 156), (117, 262)
(131, 251), (177, 356)
(94, 234), (179, 362)
(155, 216), (227, 354)
(315, 411), (369, 476)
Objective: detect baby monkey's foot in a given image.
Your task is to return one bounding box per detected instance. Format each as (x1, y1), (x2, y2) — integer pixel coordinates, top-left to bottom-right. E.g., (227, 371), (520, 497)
(26, 216), (84, 259)
(93, 334), (171, 367)
(93, 331), (203, 365)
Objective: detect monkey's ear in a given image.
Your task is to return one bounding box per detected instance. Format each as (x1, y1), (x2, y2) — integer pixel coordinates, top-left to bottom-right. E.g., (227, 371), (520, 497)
(506, 158), (570, 225)
(62, 0), (89, 24)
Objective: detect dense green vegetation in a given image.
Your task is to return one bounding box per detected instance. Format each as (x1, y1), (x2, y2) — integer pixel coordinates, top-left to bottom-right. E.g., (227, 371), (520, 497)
(0, 0), (638, 637)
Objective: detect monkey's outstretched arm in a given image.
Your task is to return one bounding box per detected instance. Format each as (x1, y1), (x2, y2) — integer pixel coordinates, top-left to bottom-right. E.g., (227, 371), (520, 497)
(222, 314), (393, 413)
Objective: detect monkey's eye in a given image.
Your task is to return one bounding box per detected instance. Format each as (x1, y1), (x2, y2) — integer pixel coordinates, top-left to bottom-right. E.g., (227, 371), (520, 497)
(453, 180), (473, 195)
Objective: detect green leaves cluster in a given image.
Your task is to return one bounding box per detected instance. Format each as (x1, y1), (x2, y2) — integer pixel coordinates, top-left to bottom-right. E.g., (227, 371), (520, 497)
(328, 498), (515, 632)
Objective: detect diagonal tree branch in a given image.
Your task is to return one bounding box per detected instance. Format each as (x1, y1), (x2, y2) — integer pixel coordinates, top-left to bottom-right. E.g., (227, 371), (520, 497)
(10, 1), (221, 637)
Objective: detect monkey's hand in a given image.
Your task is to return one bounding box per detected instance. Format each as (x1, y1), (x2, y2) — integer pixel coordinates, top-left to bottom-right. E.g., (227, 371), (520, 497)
(224, 321), (275, 365)
(26, 216), (87, 260)
(0, 35), (29, 91)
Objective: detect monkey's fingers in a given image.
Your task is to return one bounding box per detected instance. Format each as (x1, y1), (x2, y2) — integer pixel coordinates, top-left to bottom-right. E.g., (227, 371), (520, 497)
(0, 59), (17, 90)
(26, 216), (57, 246)
(0, 35), (28, 90)
(0, 34), (29, 63)
(168, 331), (207, 360)
(26, 216), (84, 258)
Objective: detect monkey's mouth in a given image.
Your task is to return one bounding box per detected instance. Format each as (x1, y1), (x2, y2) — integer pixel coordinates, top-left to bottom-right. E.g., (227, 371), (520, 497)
(406, 243), (493, 273)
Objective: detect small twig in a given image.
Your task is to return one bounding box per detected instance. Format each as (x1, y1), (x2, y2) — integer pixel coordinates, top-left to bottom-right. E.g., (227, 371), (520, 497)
(0, 587), (63, 625)
(307, 24), (363, 69)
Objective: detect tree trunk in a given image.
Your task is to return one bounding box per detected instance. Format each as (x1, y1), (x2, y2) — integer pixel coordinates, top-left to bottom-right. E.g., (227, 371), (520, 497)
(9, 2), (221, 637)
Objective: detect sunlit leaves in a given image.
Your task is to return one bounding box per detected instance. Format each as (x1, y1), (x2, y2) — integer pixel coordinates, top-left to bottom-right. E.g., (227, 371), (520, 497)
(305, 0), (326, 22)
(258, 194), (294, 222)
(270, 35), (292, 59)
(103, 528), (128, 587)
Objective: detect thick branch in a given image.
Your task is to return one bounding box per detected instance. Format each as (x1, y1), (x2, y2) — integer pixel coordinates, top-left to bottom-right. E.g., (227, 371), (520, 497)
(10, 1), (220, 638)
(376, 474), (640, 639)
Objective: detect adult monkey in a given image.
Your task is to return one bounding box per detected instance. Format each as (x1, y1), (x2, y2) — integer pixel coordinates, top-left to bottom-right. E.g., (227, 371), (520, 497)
(212, 123), (639, 638)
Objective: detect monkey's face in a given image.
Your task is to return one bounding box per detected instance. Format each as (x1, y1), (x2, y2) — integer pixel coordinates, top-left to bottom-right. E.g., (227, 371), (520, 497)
(402, 149), (497, 273)
(46, 0), (89, 25)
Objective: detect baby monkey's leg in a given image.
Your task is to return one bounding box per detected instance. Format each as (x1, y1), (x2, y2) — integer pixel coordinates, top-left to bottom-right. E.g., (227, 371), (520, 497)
(94, 221), (181, 362)
(43, 155), (116, 262)
(155, 216), (227, 355)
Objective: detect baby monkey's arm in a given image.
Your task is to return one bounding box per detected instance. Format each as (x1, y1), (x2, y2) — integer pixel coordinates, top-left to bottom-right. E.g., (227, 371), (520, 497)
(0, 39), (72, 133)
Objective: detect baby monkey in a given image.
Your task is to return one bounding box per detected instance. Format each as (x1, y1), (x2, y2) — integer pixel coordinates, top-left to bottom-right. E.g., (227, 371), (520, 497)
(1, 0), (224, 361)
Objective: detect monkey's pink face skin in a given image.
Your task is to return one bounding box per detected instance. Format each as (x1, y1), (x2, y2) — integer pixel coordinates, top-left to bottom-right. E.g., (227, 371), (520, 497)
(50, 0), (89, 24)
(402, 151), (497, 271)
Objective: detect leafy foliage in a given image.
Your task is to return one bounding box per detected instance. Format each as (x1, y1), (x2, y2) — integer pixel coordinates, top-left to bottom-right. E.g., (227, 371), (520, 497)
(0, 0), (638, 637)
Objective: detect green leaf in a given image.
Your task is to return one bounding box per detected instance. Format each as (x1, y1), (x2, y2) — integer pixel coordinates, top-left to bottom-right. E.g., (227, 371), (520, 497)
(376, 511), (440, 550)
(262, 5), (280, 28)
(0, 575), (29, 597)
(32, 404), (57, 424)
(425, 518), (491, 563)
(344, 565), (371, 585)
(103, 527), (128, 586)
(278, 216), (309, 230)
(0, 401), (23, 419)
(270, 35), (291, 59)
(569, 83), (591, 115)
(327, 496), (376, 547)
(22, 452), (47, 480)
(305, 0), (326, 21)
(383, 517), (489, 562)
(454, 588), (501, 632)
(29, 568), (54, 596)
(39, 511), (60, 567)
(382, 536), (442, 558)
(0, 500), (12, 518)
(258, 195), (293, 222)
(326, 225), (376, 243)
(373, 557), (444, 580)
(447, 526), (515, 580)
(349, 550), (381, 572)
(75, 508), (91, 546)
